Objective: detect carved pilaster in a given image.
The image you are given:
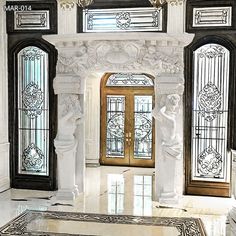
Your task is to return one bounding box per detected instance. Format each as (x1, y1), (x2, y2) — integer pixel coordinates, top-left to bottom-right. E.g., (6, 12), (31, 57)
(167, 0), (186, 34)
(57, 0), (77, 10)
(167, 0), (185, 6)
(57, 0), (77, 34)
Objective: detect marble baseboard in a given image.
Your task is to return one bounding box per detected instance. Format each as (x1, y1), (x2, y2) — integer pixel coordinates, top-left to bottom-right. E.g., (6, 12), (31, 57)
(0, 177), (10, 193)
(86, 163), (100, 168)
(86, 159), (100, 167)
(0, 142), (10, 193)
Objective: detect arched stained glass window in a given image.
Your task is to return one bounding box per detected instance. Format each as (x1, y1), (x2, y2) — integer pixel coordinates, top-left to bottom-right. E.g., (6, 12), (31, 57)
(191, 43), (230, 183)
(106, 73), (154, 87)
(17, 46), (49, 176)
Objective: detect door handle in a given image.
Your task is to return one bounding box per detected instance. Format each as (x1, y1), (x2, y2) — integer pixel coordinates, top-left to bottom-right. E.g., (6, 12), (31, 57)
(125, 132), (132, 146)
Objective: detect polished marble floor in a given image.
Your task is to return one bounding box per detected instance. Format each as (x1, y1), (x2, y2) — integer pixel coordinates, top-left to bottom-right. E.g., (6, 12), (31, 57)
(0, 166), (234, 235)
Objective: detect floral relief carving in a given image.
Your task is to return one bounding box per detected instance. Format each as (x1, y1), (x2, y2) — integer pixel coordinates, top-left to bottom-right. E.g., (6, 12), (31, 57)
(57, 44), (89, 75)
(56, 40), (183, 75)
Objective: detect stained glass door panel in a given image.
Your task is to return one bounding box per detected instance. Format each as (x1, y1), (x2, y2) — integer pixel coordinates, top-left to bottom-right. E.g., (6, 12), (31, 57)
(133, 96), (153, 160)
(106, 96), (126, 158)
(18, 46), (49, 176)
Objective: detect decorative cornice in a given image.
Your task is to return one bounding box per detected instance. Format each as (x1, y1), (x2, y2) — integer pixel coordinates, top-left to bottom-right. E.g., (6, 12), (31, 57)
(43, 33), (194, 46)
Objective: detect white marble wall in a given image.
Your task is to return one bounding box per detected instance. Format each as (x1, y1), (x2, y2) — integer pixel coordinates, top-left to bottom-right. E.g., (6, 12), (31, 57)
(0, 0), (10, 192)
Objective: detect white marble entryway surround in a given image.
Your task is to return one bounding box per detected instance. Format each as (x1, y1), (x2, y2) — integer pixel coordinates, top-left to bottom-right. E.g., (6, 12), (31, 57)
(44, 2), (194, 201)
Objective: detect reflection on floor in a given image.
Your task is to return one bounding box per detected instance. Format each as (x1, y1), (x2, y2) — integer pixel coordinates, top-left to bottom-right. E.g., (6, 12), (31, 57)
(0, 166), (234, 236)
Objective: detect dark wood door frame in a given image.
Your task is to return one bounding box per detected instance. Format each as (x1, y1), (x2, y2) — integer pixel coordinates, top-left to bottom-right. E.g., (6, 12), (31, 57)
(8, 38), (58, 190)
(184, 34), (236, 197)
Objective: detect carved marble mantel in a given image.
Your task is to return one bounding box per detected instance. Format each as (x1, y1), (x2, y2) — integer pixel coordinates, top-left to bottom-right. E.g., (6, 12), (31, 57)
(44, 32), (193, 200)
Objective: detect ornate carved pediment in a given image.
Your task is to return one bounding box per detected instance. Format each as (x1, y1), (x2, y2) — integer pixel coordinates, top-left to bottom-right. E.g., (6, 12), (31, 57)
(56, 40), (183, 75)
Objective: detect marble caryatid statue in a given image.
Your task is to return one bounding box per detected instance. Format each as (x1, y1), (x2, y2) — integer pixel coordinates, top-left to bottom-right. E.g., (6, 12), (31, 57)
(158, 94), (182, 160)
(55, 94), (83, 153)
(54, 94), (83, 200)
(156, 94), (182, 203)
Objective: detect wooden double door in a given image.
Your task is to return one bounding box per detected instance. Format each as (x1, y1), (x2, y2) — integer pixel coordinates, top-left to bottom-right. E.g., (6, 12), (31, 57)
(100, 85), (155, 167)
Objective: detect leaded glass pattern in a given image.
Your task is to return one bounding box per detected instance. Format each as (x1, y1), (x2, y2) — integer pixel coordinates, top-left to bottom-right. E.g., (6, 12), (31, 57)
(134, 96), (153, 159)
(18, 46), (49, 176)
(193, 7), (232, 28)
(22, 82), (44, 119)
(106, 96), (125, 158)
(106, 74), (154, 87)
(14, 10), (50, 30)
(191, 43), (230, 182)
(83, 7), (163, 32)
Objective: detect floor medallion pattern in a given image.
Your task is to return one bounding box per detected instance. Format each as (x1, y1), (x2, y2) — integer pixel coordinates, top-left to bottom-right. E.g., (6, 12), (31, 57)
(0, 210), (207, 236)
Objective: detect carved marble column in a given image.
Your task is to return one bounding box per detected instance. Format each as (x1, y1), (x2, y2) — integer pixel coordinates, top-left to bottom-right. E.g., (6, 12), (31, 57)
(54, 75), (85, 200)
(0, 0), (10, 192)
(153, 73), (184, 204)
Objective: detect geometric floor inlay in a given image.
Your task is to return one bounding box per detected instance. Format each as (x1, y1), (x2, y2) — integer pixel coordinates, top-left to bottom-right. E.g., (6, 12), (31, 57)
(0, 210), (207, 236)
